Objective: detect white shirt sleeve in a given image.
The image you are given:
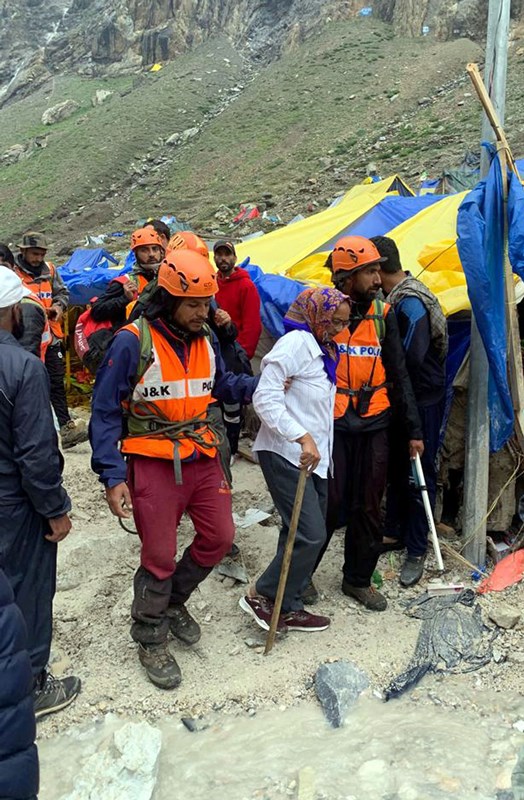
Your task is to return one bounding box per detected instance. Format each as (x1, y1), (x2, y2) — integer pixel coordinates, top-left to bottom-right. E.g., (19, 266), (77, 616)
(253, 333), (312, 442)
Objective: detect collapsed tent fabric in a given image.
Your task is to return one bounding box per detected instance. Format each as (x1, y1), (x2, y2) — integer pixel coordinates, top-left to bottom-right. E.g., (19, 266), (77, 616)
(456, 153), (524, 452)
(58, 249), (127, 306)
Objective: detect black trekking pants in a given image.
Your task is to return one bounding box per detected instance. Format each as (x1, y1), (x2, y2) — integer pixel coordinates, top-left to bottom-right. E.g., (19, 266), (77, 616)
(45, 342), (71, 427)
(315, 427), (389, 587)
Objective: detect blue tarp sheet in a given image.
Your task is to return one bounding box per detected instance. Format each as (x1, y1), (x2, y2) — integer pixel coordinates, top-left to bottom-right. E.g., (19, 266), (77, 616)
(58, 249), (128, 306)
(244, 260), (305, 338)
(457, 152), (524, 451)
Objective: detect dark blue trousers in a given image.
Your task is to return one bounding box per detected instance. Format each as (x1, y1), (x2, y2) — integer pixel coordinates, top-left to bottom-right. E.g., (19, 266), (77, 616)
(385, 402), (443, 558)
(0, 503), (57, 679)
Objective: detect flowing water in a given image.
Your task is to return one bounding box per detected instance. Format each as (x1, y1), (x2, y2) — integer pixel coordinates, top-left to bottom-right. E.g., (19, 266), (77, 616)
(38, 691), (524, 800)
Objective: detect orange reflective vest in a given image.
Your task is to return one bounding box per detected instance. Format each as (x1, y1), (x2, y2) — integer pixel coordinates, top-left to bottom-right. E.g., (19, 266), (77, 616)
(22, 294), (52, 361)
(333, 299), (390, 420)
(15, 261), (64, 338)
(120, 322), (218, 461)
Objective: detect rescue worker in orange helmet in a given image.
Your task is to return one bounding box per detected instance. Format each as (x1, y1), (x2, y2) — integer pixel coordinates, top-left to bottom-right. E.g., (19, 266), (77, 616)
(89, 250), (258, 689)
(167, 230), (209, 258)
(311, 236), (423, 612)
(15, 231), (88, 449)
(89, 227), (164, 335)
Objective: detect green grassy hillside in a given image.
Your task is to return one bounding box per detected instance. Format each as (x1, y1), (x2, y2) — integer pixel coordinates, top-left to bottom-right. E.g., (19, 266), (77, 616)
(1, 16), (523, 250)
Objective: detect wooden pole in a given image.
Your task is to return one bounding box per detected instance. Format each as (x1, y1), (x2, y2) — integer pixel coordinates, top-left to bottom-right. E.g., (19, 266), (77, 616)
(264, 468), (308, 655)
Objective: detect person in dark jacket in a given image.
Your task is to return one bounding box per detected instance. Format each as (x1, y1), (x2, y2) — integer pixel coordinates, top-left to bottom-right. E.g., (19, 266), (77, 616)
(0, 267), (81, 719)
(312, 237), (424, 612)
(373, 236), (448, 587)
(0, 567), (39, 800)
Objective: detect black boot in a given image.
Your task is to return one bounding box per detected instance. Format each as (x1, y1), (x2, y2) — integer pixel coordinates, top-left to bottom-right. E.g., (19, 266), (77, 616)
(130, 566), (171, 645)
(170, 548), (213, 606)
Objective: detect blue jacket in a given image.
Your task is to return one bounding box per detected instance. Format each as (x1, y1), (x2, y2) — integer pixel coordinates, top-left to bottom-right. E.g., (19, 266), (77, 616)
(0, 330), (71, 517)
(0, 568), (39, 799)
(90, 319), (259, 486)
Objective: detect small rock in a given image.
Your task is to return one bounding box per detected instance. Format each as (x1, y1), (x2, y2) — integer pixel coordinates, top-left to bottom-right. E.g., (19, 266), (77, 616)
(489, 605), (521, 630)
(181, 717), (210, 733)
(315, 660), (369, 728)
(244, 636), (265, 648)
(180, 126), (199, 143)
(42, 99), (80, 125)
(216, 560), (249, 583)
(418, 96), (432, 105)
(513, 720), (524, 733)
(91, 89), (113, 107)
(493, 648), (507, 663)
(166, 132), (181, 146)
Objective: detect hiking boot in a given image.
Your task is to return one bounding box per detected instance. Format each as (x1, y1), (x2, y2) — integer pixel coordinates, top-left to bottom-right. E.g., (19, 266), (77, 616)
(239, 595), (287, 635)
(60, 419), (88, 449)
(138, 642), (182, 690)
(300, 579), (319, 605)
(33, 672), (81, 720)
(400, 555), (426, 588)
(226, 543), (240, 560)
(167, 604), (201, 645)
(282, 609), (330, 632)
(342, 581), (388, 611)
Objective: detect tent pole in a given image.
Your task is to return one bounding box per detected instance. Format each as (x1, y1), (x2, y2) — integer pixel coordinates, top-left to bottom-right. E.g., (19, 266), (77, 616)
(462, 0), (511, 566)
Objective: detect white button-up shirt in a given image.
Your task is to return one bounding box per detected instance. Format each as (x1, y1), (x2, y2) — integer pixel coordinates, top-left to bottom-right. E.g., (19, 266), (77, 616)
(252, 329), (335, 478)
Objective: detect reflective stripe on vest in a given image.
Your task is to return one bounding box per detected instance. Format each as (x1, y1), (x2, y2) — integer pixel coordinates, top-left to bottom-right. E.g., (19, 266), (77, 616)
(121, 322), (217, 461)
(15, 262), (63, 338)
(333, 299), (390, 420)
(21, 295), (52, 361)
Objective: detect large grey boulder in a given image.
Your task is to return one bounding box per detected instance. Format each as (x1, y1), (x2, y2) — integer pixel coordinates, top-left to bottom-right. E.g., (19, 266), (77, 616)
(64, 720), (162, 800)
(315, 660), (369, 728)
(42, 100), (80, 125)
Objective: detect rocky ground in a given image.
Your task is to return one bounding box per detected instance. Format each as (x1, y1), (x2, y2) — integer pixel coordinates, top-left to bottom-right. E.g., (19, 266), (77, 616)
(39, 433), (524, 744)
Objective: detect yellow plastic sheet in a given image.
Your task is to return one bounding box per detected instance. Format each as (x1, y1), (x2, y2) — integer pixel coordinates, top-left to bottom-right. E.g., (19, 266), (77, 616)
(235, 176), (412, 276)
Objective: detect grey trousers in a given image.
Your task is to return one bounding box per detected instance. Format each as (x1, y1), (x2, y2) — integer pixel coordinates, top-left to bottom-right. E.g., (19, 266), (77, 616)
(256, 450), (328, 612)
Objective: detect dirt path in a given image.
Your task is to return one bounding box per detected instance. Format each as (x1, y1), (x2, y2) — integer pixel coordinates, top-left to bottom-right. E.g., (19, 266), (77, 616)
(38, 439), (524, 739)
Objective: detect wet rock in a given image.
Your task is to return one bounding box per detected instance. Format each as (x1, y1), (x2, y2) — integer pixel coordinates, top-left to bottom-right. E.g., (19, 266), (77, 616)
(489, 605), (521, 630)
(315, 660), (369, 728)
(64, 720), (161, 800)
(42, 99), (80, 125)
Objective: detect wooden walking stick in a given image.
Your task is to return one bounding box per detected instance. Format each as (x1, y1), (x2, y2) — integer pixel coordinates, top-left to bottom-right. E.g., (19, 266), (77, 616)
(264, 467), (308, 655)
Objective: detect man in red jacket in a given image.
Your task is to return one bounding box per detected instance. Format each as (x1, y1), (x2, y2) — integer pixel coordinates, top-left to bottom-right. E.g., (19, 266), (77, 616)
(214, 241), (262, 360)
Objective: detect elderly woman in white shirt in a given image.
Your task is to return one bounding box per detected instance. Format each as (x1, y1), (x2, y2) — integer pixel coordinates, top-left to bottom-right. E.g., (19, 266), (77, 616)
(239, 286), (350, 634)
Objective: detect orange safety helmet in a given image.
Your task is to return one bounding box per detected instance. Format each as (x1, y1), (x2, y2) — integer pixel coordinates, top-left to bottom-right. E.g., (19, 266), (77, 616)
(167, 231), (209, 258)
(331, 235), (387, 273)
(157, 250), (218, 298)
(130, 227), (164, 251)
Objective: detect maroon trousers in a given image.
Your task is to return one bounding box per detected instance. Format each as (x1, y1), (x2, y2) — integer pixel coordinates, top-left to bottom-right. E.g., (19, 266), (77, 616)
(126, 454), (235, 644)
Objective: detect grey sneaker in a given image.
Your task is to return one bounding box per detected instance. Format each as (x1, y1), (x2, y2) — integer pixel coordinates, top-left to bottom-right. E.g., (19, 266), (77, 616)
(342, 581), (388, 611)
(138, 642), (182, 690)
(60, 419), (88, 449)
(167, 605), (201, 645)
(400, 555), (425, 587)
(33, 672), (81, 720)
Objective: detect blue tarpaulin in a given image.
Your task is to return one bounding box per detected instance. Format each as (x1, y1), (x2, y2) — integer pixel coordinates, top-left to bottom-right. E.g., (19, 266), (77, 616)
(457, 153), (524, 451)
(244, 259), (305, 338)
(58, 248), (129, 306)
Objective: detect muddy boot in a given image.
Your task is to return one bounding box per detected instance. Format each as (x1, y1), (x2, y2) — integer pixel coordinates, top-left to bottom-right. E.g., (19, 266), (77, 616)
(130, 566), (171, 645)
(138, 642), (181, 690)
(167, 605), (201, 645)
(342, 580), (387, 611)
(60, 419), (89, 450)
(400, 555), (425, 587)
(170, 548), (213, 606)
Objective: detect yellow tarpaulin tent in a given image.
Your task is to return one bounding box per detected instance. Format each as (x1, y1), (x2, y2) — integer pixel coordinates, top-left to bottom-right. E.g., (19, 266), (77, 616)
(235, 176), (413, 277)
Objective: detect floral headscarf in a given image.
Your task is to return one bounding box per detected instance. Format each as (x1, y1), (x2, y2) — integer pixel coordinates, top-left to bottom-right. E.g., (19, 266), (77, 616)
(283, 287), (349, 384)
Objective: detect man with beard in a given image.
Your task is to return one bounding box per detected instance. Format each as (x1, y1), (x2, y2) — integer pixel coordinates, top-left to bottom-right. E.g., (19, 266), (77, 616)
(90, 249), (258, 689)
(89, 227), (165, 330)
(313, 236), (424, 611)
(0, 267), (81, 719)
(15, 232), (87, 449)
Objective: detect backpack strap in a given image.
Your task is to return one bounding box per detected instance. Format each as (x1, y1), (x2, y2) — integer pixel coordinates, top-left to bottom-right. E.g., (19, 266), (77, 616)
(367, 298), (386, 343)
(133, 317), (154, 385)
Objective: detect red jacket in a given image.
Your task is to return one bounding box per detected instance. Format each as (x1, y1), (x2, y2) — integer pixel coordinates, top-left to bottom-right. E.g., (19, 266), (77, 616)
(216, 267), (262, 359)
